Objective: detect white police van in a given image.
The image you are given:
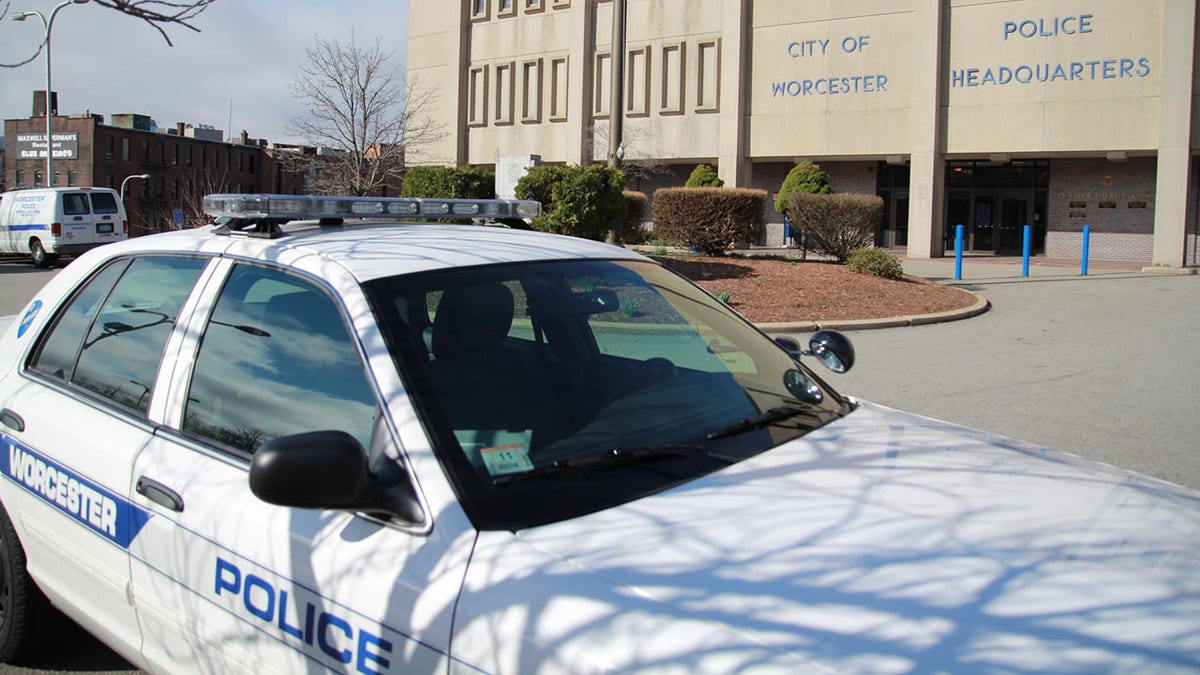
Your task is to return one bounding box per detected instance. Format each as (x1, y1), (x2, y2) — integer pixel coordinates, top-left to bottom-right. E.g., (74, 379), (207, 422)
(0, 193), (1197, 674)
(0, 187), (127, 268)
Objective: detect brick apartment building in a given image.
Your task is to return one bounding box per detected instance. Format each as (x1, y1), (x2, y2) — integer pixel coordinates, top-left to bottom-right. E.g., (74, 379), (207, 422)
(4, 91), (306, 234)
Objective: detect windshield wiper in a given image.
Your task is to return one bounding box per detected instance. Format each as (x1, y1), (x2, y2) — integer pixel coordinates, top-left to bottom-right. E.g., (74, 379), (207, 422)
(492, 444), (732, 486)
(705, 405), (815, 441)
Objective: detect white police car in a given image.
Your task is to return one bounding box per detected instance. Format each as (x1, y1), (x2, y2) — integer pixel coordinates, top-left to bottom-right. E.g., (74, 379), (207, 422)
(0, 194), (1198, 674)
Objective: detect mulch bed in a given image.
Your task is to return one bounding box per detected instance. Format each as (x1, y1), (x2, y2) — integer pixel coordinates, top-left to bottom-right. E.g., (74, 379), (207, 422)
(656, 254), (977, 324)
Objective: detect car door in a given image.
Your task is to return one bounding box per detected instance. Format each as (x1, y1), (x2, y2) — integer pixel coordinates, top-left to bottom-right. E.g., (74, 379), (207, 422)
(0, 254), (209, 661)
(59, 191), (94, 250)
(88, 190), (124, 245)
(129, 260), (475, 674)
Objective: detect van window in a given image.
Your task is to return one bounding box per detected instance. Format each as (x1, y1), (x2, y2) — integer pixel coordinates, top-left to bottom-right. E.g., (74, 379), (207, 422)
(63, 193), (90, 215)
(91, 192), (119, 214)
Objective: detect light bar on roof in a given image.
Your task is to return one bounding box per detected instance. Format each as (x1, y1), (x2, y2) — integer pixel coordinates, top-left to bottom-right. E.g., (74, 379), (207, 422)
(202, 194), (540, 221)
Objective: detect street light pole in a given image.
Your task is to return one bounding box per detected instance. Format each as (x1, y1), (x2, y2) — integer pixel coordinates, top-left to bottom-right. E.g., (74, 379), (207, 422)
(121, 173), (151, 202)
(13, 0), (90, 187)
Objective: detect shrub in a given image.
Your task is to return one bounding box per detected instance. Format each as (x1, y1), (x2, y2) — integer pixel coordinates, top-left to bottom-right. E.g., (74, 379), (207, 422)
(787, 193), (884, 263)
(774, 161), (831, 215)
(514, 164), (571, 207)
(517, 164), (627, 241)
(621, 190), (649, 244)
(401, 166), (495, 199)
(652, 187), (766, 256)
(846, 246), (904, 279)
(712, 290), (732, 304)
(685, 164), (724, 188)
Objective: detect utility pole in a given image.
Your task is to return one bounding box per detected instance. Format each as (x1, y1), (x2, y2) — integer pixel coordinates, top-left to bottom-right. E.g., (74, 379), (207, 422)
(607, 0), (626, 170)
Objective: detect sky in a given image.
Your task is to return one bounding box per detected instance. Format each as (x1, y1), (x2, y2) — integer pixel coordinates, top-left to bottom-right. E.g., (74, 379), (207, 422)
(1, 0), (410, 145)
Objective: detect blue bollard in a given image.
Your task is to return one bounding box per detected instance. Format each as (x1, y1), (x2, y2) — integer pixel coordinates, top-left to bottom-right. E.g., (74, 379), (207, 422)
(783, 216), (791, 247)
(1022, 224), (1031, 277)
(1081, 225), (1090, 276)
(955, 224), (964, 280)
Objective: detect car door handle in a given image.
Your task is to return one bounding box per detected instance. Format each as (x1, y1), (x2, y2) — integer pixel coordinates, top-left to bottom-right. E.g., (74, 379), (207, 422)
(136, 476), (184, 513)
(0, 408), (25, 433)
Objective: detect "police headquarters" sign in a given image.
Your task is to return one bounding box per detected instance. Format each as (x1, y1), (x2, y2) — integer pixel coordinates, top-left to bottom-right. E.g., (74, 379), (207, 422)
(15, 132), (79, 160)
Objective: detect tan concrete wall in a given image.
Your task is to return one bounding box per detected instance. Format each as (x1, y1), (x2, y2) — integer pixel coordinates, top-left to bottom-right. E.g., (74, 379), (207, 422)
(946, 0), (1165, 154)
(747, 0), (917, 159)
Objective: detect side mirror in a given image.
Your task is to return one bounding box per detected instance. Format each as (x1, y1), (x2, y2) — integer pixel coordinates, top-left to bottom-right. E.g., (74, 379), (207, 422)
(250, 430), (371, 509)
(250, 430), (426, 523)
(806, 330), (855, 373)
(774, 336), (802, 358)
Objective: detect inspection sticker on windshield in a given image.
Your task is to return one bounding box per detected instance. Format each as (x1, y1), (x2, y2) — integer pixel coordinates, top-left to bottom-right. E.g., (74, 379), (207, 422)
(481, 442), (534, 476)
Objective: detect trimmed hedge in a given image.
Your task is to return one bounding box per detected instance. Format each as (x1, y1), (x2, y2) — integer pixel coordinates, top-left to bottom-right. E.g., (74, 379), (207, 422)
(652, 187), (766, 255)
(622, 190), (649, 244)
(685, 164), (724, 188)
(401, 166), (495, 199)
(787, 193), (884, 263)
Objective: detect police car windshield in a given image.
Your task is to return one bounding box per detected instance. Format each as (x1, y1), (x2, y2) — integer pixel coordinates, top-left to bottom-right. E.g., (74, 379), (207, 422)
(365, 259), (849, 530)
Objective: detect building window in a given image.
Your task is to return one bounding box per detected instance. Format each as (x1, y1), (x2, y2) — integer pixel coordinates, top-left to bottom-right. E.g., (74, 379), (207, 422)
(495, 62), (515, 125)
(186, 146), (194, 167)
(525, 0), (543, 12)
(696, 39), (721, 113)
(15, 170), (24, 186)
(34, 171), (43, 186)
(122, 138), (130, 161)
(170, 179), (179, 200)
(626, 45), (651, 117)
(172, 144), (179, 166)
(594, 53), (611, 118)
(550, 57), (569, 122)
(141, 141), (149, 162)
(552, 0), (569, 7)
(660, 43), (685, 115)
(468, 67), (489, 127)
(105, 173), (113, 189)
(472, 0), (488, 20)
(498, 0), (515, 16)
(105, 135), (114, 160)
(67, 171), (77, 186)
(522, 59), (543, 123)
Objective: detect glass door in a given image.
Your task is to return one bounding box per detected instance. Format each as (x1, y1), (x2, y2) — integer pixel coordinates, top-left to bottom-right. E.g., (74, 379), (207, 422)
(996, 194), (1030, 253)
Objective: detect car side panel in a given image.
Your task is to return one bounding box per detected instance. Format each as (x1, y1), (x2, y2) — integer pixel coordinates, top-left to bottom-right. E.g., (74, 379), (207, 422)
(0, 380), (150, 665)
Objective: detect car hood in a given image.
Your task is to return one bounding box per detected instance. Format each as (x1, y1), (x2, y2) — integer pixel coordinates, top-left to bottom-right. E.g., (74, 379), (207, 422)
(453, 402), (1200, 674)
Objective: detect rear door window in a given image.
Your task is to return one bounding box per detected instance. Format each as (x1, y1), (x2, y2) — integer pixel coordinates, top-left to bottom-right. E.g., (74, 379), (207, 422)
(29, 256), (209, 414)
(90, 192), (119, 214)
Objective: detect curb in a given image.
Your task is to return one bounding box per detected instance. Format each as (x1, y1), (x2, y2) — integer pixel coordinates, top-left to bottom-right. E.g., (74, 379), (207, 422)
(757, 292), (990, 334)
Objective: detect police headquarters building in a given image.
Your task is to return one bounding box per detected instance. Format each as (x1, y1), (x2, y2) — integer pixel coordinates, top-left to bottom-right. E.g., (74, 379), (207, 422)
(408, 0), (1199, 266)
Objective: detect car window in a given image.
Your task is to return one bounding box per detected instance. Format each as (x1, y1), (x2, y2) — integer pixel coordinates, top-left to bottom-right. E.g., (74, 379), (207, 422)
(28, 256), (208, 414)
(366, 259), (848, 530)
(182, 264), (379, 456)
(63, 193), (90, 216)
(90, 192), (119, 214)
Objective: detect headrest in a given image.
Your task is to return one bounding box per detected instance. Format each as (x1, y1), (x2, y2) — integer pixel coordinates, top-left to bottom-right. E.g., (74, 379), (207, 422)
(432, 282), (515, 359)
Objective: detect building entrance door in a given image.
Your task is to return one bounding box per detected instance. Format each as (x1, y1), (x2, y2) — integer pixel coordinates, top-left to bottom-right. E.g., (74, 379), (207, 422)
(883, 191), (909, 248)
(996, 194), (1030, 253)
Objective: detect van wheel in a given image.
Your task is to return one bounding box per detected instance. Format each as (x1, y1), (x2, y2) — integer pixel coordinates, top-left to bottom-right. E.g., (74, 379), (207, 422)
(29, 241), (49, 269)
(0, 501), (54, 661)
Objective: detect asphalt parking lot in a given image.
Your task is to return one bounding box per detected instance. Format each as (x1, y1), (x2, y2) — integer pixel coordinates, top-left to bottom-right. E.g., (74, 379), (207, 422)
(777, 258), (1200, 491)
(0, 255), (1197, 673)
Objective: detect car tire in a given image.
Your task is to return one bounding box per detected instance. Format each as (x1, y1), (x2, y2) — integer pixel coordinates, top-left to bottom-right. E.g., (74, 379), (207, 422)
(29, 241), (49, 269)
(0, 500), (55, 662)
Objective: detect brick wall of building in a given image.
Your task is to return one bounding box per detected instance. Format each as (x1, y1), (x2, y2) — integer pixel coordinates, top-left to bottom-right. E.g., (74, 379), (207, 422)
(1046, 157), (1157, 262)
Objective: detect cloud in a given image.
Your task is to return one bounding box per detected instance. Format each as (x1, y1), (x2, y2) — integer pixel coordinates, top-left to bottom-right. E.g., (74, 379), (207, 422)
(2, 0), (410, 145)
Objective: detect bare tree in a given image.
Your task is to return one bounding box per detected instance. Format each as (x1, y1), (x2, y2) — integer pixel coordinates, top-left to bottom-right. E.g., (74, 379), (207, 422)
(589, 120), (674, 192)
(286, 32), (443, 196)
(1, 0), (216, 67)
